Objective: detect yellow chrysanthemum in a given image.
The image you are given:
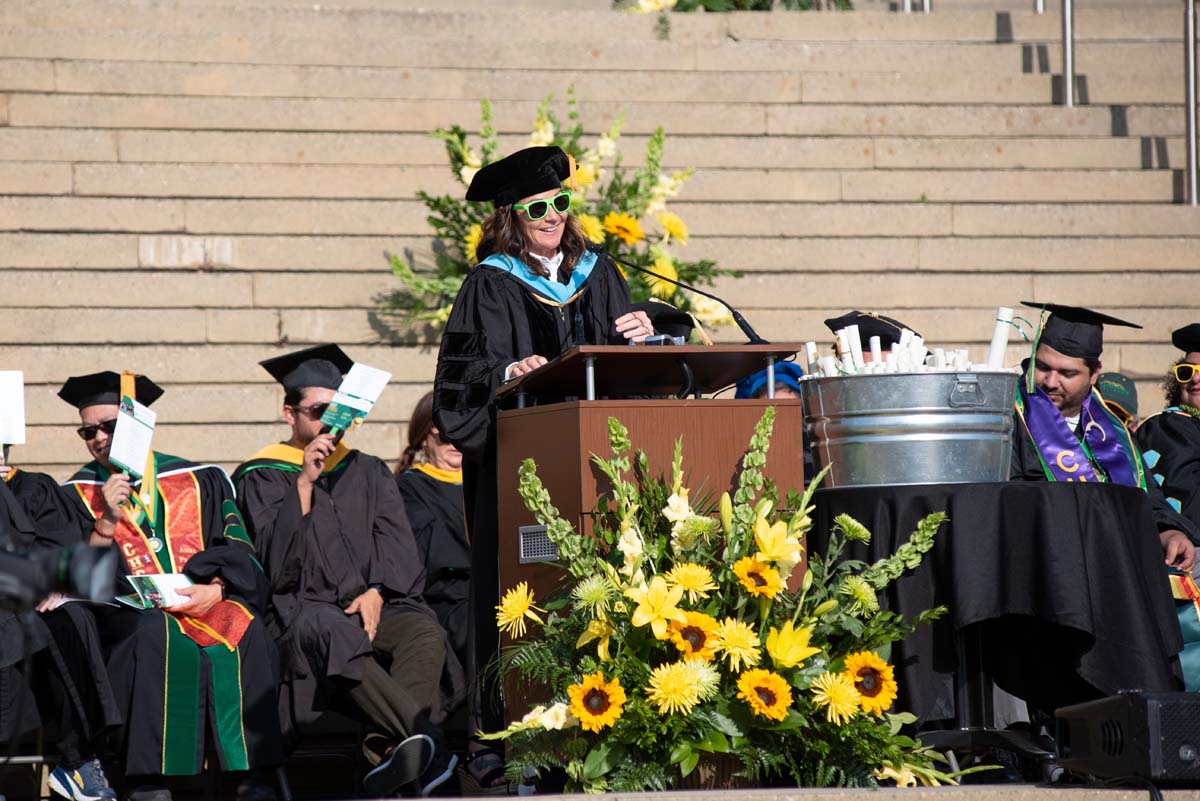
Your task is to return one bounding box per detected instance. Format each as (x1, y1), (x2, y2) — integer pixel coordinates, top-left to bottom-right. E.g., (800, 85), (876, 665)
(463, 223), (482, 264)
(495, 581), (543, 639)
(656, 211), (689, 246)
(754, 515), (804, 576)
(668, 610), (721, 662)
(766, 621), (821, 669)
(737, 668), (793, 722)
(664, 563), (716, 603)
(626, 575), (686, 640)
(843, 651), (899, 716)
(715, 618), (761, 672)
(644, 257), (678, 299)
(646, 661), (702, 716)
(603, 211), (645, 246)
(577, 213), (605, 244)
(732, 556), (783, 599)
(567, 672), (626, 733)
(811, 671), (861, 725)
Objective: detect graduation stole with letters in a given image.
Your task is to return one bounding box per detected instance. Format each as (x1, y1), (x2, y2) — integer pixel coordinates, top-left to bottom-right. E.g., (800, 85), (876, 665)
(1016, 382), (1147, 489)
(72, 457), (252, 650)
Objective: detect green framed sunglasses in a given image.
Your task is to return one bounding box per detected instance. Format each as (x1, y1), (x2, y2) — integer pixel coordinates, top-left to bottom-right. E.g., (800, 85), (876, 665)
(512, 191), (571, 221)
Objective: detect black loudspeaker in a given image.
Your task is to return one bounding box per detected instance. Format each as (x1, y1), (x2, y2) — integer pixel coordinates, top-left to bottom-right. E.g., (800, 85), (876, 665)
(1055, 691), (1200, 785)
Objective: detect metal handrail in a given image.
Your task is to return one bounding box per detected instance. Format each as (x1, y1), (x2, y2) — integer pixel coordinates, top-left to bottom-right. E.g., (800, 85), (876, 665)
(1187, 0), (1198, 204)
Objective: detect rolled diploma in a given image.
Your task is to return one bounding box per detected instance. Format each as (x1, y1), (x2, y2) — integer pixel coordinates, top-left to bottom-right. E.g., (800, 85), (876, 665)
(819, 355), (838, 376)
(869, 335), (882, 363)
(847, 325), (865, 368)
(836, 328), (852, 359)
(805, 341), (819, 372)
(987, 307), (1014, 369)
(899, 328), (914, 349)
(956, 349), (969, 370)
(840, 353), (856, 373)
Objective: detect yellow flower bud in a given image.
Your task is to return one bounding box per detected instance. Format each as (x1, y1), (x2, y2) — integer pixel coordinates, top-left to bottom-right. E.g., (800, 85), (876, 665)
(754, 498), (774, 519)
(802, 569), (814, 592)
(720, 493), (733, 535)
(812, 599), (839, 618)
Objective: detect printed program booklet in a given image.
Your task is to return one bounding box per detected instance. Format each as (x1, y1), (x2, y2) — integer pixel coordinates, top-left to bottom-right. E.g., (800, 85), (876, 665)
(109, 395), (157, 478)
(319, 362), (392, 437)
(116, 573), (194, 609)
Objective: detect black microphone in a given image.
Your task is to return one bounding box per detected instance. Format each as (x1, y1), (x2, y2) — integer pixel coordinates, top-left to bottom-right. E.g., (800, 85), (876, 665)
(598, 247), (769, 345)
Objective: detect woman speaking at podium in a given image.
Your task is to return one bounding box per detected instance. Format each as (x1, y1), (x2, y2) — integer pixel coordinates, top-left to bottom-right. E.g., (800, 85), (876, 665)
(433, 145), (651, 788)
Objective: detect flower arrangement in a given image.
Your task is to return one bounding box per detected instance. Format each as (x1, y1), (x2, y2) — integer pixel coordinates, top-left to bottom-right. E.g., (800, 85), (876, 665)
(381, 88), (737, 332)
(487, 407), (963, 791)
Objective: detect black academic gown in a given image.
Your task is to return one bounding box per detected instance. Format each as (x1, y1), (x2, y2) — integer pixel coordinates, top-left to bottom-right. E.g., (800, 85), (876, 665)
(432, 246), (632, 729)
(1011, 414), (1200, 541)
(63, 456), (282, 776)
(0, 477), (49, 744)
(2, 469), (120, 760)
(234, 447), (458, 741)
(1135, 409), (1200, 533)
(395, 466), (470, 669)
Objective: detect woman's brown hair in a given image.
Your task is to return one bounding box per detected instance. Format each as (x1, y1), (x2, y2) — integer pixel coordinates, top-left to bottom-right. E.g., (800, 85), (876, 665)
(475, 203), (589, 278)
(397, 389), (435, 474)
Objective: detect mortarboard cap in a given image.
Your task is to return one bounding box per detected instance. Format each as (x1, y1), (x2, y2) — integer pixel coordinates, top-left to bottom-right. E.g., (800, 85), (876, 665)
(1022, 302), (1141, 361)
(735, 362), (805, 400)
(823, 311), (918, 350)
(1096, 372), (1138, 420)
(632, 301), (694, 341)
(465, 146), (571, 208)
(1172, 324), (1200, 354)
(58, 371), (164, 410)
(260, 344), (354, 393)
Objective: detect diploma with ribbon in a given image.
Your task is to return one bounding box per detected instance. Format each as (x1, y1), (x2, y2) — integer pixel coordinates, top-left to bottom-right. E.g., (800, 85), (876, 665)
(319, 362), (391, 440)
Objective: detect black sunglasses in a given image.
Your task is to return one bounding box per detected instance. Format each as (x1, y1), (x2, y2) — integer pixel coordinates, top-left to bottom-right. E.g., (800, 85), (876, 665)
(289, 402), (330, 420)
(77, 418), (118, 441)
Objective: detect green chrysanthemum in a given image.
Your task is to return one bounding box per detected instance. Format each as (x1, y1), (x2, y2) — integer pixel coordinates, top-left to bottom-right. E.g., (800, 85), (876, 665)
(838, 575), (880, 617)
(686, 659), (722, 702)
(835, 513), (872, 544)
(671, 515), (719, 552)
(572, 574), (615, 617)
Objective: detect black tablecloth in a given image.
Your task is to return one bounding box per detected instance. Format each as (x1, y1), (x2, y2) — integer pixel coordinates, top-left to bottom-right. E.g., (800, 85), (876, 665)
(811, 482), (1184, 722)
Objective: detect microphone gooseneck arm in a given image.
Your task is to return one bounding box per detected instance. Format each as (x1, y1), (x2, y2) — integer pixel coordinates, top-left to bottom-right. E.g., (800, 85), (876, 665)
(602, 250), (769, 345)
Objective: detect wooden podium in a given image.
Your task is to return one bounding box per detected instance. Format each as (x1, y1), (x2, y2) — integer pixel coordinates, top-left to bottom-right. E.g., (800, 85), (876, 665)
(494, 345), (807, 605)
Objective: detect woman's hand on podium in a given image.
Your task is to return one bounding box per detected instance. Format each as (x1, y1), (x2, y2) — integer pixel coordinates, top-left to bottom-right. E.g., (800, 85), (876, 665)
(509, 355), (548, 378)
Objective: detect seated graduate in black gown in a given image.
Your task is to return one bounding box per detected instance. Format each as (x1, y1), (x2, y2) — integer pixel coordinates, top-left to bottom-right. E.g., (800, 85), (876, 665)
(233, 345), (460, 798)
(1010, 303), (1198, 568)
(395, 390), (470, 678)
(2, 444), (121, 801)
(432, 145), (653, 791)
(58, 371), (282, 801)
(1136, 324), (1200, 531)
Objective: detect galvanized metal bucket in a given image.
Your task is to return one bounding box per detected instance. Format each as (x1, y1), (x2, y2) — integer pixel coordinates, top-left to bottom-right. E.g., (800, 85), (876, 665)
(801, 371), (1019, 488)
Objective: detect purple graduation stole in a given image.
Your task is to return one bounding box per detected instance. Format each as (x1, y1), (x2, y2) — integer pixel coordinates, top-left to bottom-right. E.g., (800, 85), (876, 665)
(1016, 384), (1146, 488)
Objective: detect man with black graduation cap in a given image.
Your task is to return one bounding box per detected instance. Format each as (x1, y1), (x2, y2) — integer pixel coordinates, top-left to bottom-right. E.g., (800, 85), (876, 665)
(233, 345), (459, 798)
(1134, 324), (1200, 532)
(433, 145), (647, 772)
(58, 371), (282, 801)
(1010, 304), (1197, 570)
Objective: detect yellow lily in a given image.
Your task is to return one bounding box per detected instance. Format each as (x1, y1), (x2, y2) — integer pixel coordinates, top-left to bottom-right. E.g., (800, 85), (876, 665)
(576, 617), (616, 662)
(754, 515), (804, 575)
(626, 575), (686, 639)
(766, 620), (821, 669)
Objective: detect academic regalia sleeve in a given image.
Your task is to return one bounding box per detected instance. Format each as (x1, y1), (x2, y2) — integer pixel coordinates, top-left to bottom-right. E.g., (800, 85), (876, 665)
(182, 466), (271, 614)
(368, 458), (428, 600)
(234, 467), (308, 598)
(591, 250), (634, 344)
(1136, 412), (1200, 533)
(434, 269), (527, 460)
(13, 472), (91, 549)
(396, 473), (435, 563)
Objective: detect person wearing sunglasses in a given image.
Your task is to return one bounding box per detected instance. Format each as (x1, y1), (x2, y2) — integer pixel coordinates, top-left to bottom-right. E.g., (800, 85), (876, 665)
(57, 371), (283, 801)
(233, 345), (460, 798)
(433, 145), (651, 790)
(1135, 324), (1200, 534)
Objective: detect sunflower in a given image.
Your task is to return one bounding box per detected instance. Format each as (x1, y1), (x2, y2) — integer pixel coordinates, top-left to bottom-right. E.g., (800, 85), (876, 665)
(843, 651), (899, 716)
(568, 672), (627, 733)
(626, 575), (686, 639)
(656, 211), (689, 245)
(646, 661), (702, 716)
(603, 211), (645, 246)
(838, 575), (880, 617)
(737, 668), (793, 721)
(644, 257), (678, 299)
(766, 621), (821, 669)
(576, 213), (605, 244)
(463, 223), (482, 264)
(715, 618), (761, 672)
(668, 610), (721, 662)
(811, 671), (861, 725)
(664, 563), (716, 603)
(732, 556), (783, 599)
(495, 581), (543, 638)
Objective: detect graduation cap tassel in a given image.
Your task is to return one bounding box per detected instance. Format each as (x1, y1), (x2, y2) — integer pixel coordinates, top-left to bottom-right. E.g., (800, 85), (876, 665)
(567, 153), (579, 192)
